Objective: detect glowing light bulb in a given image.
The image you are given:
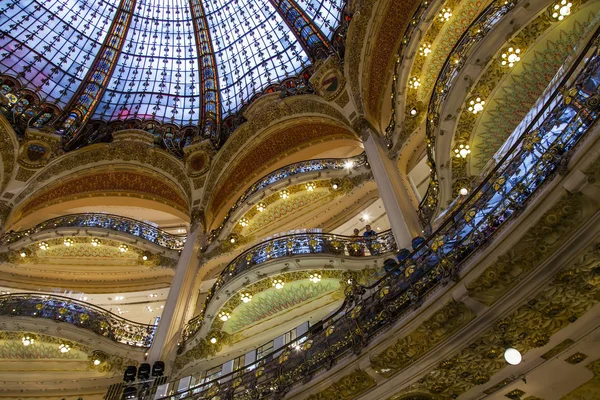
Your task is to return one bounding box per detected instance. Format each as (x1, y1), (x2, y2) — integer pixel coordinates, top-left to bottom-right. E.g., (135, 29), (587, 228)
(93, 359), (101, 366)
(504, 348), (522, 365)
(256, 202), (266, 212)
(210, 337), (217, 344)
(460, 188), (469, 196)
(241, 292), (253, 303)
(39, 242), (48, 251)
(219, 312), (230, 322)
(59, 343), (70, 353)
(239, 218), (249, 227)
(344, 161), (354, 169)
(91, 238), (100, 247)
(279, 190), (289, 199)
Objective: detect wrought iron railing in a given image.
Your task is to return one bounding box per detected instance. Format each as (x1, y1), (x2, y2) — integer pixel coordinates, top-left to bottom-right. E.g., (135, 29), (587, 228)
(207, 152), (369, 242)
(156, 30), (600, 400)
(418, 0), (521, 227)
(182, 229), (396, 342)
(0, 293), (157, 347)
(0, 213), (186, 250)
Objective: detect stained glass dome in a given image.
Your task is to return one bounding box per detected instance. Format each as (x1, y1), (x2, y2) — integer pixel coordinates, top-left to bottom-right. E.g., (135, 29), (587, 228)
(0, 0), (347, 152)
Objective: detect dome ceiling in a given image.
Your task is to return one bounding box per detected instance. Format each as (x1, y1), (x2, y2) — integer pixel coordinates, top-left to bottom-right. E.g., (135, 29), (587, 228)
(0, 0), (345, 146)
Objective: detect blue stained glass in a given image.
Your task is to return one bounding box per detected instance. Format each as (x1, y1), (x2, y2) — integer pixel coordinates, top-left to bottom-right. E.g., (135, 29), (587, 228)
(0, 0), (120, 107)
(94, 0), (201, 126)
(294, 0), (344, 38)
(203, 0), (310, 114)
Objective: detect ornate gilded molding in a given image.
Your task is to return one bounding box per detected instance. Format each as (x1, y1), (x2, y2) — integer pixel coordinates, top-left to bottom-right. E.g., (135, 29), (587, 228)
(13, 133), (191, 206)
(0, 115), (18, 193)
(370, 301), (476, 377)
(394, 241), (600, 398)
(201, 95), (351, 211)
(467, 193), (587, 305)
(306, 369), (376, 400)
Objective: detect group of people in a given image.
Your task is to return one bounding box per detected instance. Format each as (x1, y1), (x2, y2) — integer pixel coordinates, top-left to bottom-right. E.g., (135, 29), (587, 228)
(349, 225), (378, 256)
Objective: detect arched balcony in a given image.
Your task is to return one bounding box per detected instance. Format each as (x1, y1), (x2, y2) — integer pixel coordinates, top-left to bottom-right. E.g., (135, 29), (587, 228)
(182, 229), (397, 345)
(207, 152), (370, 245)
(0, 213), (186, 252)
(159, 40), (600, 398)
(0, 293), (156, 347)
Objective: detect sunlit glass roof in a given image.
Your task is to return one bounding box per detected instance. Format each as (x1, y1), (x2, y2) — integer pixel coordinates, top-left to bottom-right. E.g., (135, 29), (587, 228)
(0, 0), (345, 133)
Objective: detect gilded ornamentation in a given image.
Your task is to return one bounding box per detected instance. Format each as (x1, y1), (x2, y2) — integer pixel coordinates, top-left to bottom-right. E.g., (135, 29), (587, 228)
(467, 193), (586, 305)
(365, 0), (422, 121)
(14, 170), (189, 221)
(562, 359), (600, 400)
(13, 136), (191, 204)
(201, 96), (349, 211)
(397, 242), (600, 399)
(565, 352), (588, 364)
(505, 389), (526, 399)
(370, 301), (476, 377)
(540, 338), (575, 359)
(0, 331), (138, 373)
(0, 115), (17, 193)
(208, 122), (357, 219)
(305, 369), (376, 400)
(309, 56), (347, 102)
(14, 167), (35, 182)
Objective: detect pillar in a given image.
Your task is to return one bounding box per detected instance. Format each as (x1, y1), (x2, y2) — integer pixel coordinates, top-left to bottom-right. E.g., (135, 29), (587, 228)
(148, 211), (205, 367)
(357, 118), (421, 248)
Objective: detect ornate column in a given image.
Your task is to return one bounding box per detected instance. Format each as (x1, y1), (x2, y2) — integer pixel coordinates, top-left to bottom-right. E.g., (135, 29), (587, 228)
(148, 210), (205, 367)
(356, 118), (421, 248)
(189, 0), (221, 144)
(57, 0), (136, 144)
(268, 0), (332, 61)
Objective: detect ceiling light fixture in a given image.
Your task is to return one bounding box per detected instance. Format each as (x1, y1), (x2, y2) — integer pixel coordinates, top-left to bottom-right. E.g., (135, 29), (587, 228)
(467, 97), (485, 114)
(240, 292), (253, 303)
(239, 217), (249, 227)
(501, 47), (521, 67)
(409, 76), (421, 89)
(418, 43), (432, 57)
(218, 312), (230, 322)
(59, 343), (71, 353)
(551, 0), (572, 20)
(22, 335), (35, 346)
(256, 202), (267, 212)
(90, 238), (100, 247)
(210, 337), (217, 344)
(504, 347), (522, 365)
(438, 8), (452, 22)
(454, 144), (471, 158)
(344, 160), (354, 169)
(118, 244), (128, 253)
(460, 188), (469, 196)
(309, 273), (322, 283)
(39, 242), (48, 250)
(64, 238), (74, 247)
(306, 182), (316, 191)
(272, 278), (285, 290)
(279, 189), (289, 199)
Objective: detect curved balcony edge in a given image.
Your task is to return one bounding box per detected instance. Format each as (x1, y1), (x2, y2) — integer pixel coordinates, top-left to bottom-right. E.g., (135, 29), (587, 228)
(182, 230), (397, 344)
(207, 152), (369, 244)
(0, 293), (156, 348)
(161, 37), (600, 399)
(0, 213), (186, 251)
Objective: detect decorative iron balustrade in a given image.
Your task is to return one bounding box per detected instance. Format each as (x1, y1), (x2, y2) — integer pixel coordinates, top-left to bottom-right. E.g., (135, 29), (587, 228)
(0, 293), (156, 347)
(182, 229), (396, 343)
(156, 31), (600, 400)
(418, 0), (520, 227)
(0, 213), (186, 250)
(207, 152), (369, 243)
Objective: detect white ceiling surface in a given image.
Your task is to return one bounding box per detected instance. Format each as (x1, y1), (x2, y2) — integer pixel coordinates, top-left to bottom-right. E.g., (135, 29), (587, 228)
(332, 198), (390, 236)
(0, 286), (169, 325)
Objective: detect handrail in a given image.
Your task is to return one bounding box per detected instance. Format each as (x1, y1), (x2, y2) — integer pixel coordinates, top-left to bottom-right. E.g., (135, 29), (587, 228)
(157, 30), (600, 400)
(0, 213), (186, 250)
(182, 229), (396, 342)
(207, 152), (369, 243)
(417, 0), (520, 226)
(0, 293), (157, 347)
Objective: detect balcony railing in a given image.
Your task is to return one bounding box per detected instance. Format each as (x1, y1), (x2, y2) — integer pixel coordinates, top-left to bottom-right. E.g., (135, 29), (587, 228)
(156, 29), (600, 400)
(0, 293), (156, 347)
(182, 230), (397, 342)
(207, 152), (369, 242)
(0, 213), (186, 250)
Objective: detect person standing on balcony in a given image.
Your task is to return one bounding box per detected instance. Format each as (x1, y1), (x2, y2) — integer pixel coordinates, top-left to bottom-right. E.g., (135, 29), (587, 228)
(363, 225), (377, 255)
(349, 228), (365, 256)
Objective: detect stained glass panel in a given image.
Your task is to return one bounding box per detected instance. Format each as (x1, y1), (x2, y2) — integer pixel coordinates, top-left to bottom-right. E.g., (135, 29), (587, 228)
(0, 0), (120, 107)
